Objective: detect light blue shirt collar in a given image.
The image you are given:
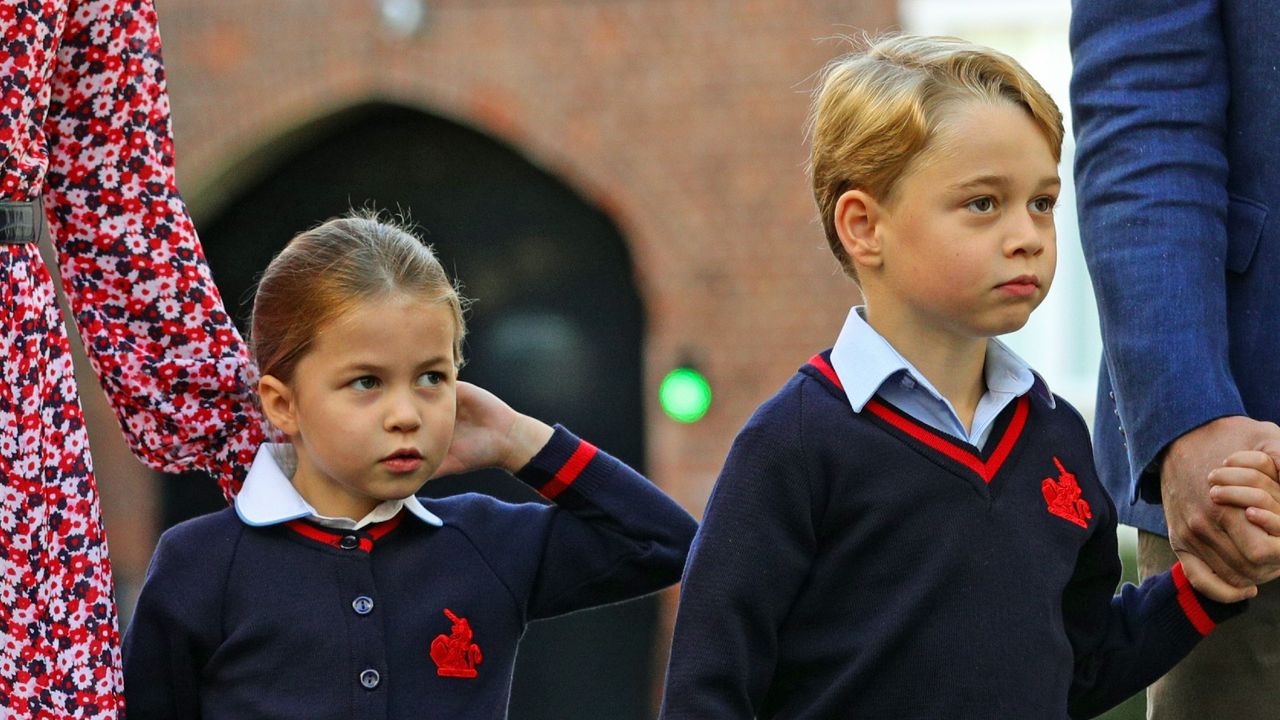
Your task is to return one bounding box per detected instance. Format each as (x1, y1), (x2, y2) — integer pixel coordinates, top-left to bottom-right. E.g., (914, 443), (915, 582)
(235, 444), (443, 528)
(828, 306), (1054, 442)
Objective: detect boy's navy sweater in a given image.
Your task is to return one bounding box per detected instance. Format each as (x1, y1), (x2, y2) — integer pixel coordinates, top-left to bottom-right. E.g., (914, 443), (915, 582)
(660, 352), (1241, 720)
(122, 427), (697, 720)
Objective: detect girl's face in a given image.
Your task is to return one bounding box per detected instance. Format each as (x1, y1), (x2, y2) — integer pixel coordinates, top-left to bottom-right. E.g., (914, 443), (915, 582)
(261, 293), (458, 520)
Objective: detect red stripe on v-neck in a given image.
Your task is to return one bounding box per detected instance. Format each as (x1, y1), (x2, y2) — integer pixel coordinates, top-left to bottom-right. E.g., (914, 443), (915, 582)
(985, 398), (1030, 480)
(864, 396), (1030, 484)
(807, 353), (1029, 484)
(808, 354), (843, 389)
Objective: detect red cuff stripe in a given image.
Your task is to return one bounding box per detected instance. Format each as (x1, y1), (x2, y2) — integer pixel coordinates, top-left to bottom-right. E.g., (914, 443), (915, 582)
(541, 441), (598, 500)
(1171, 561), (1216, 636)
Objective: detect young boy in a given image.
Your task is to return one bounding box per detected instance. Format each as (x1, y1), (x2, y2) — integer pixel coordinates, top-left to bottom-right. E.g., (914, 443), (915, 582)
(659, 34), (1255, 719)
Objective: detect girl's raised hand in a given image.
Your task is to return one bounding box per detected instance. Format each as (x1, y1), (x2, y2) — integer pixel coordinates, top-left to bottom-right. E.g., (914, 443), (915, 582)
(432, 381), (554, 478)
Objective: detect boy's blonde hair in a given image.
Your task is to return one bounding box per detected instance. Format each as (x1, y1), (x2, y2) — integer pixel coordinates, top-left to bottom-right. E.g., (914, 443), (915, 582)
(250, 210), (467, 383)
(808, 33), (1064, 280)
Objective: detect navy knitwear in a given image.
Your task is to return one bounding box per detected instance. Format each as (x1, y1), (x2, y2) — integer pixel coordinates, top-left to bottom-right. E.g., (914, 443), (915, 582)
(122, 426), (697, 719)
(659, 351), (1242, 720)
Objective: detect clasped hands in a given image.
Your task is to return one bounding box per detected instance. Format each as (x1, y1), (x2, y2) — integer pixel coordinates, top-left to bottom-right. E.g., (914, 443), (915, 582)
(1164, 416), (1280, 602)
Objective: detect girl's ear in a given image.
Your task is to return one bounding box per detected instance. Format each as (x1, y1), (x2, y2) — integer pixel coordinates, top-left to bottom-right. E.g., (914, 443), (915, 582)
(834, 189), (885, 271)
(258, 375), (300, 437)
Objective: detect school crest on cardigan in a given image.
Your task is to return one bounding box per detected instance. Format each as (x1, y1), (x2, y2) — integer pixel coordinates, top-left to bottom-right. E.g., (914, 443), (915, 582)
(1041, 457), (1092, 528)
(430, 608), (483, 678)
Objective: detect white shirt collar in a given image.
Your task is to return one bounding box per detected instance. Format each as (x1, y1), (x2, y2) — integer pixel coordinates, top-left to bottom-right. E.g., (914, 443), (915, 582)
(828, 305), (1054, 412)
(234, 444), (443, 529)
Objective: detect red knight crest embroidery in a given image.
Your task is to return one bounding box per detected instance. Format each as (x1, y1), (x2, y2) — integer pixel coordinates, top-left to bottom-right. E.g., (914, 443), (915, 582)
(430, 608), (483, 678)
(1041, 457), (1093, 528)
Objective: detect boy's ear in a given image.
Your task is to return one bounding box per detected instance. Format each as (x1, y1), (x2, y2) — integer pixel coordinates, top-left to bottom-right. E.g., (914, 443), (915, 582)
(834, 189), (885, 271)
(258, 375), (299, 437)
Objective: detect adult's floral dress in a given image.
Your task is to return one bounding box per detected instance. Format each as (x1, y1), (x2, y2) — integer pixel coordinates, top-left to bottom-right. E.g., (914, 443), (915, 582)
(1, 1), (263, 717)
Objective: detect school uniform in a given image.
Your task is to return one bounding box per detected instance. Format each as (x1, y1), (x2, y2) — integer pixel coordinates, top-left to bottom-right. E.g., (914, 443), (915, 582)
(122, 426), (697, 720)
(660, 308), (1242, 720)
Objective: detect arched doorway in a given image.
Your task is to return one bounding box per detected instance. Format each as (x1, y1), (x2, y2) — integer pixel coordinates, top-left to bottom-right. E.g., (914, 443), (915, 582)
(170, 103), (653, 718)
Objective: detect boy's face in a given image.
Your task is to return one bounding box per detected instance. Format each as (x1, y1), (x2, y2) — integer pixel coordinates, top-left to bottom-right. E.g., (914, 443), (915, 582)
(268, 293), (458, 520)
(865, 100), (1059, 341)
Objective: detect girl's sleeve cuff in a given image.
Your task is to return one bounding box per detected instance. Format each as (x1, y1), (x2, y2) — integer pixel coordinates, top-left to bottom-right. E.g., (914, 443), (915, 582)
(514, 424), (607, 501)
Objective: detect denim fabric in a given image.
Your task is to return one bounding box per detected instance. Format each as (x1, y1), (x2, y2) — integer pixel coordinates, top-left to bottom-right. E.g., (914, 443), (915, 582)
(1071, 0), (1280, 534)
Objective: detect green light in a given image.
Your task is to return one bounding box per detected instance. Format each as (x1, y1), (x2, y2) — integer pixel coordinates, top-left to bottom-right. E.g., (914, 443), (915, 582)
(660, 367), (712, 423)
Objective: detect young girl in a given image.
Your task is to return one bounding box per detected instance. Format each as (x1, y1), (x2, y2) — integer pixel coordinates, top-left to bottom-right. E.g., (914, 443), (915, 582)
(121, 213), (697, 719)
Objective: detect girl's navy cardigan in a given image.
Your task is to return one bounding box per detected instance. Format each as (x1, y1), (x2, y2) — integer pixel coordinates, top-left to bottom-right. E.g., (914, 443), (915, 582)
(660, 353), (1242, 720)
(123, 426), (697, 720)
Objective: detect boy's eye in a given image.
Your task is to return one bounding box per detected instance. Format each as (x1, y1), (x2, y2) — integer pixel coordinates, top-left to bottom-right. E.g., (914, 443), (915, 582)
(1030, 196), (1057, 214)
(350, 376), (379, 391)
(966, 197), (996, 214)
(417, 371), (444, 387)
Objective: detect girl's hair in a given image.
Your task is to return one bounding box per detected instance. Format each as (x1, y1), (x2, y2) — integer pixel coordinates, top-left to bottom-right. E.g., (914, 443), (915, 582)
(250, 210), (467, 382)
(808, 33), (1064, 280)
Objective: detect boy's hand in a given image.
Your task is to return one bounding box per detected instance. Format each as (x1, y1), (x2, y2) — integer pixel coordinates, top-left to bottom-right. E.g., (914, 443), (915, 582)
(1179, 552), (1257, 603)
(1161, 419), (1280, 588)
(1193, 449), (1280, 598)
(432, 381), (554, 478)
(1209, 450), (1280, 512)
(1210, 449), (1280, 544)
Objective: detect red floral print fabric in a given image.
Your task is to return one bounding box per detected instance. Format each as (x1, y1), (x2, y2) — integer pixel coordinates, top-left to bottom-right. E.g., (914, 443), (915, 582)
(1, 1), (263, 716)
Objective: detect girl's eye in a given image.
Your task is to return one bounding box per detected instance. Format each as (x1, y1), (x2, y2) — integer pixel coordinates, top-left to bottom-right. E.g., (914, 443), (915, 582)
(417, 371), (444, 387)
(1030, 196), (1057, 214)
(966, 197), (996, 214)
(350, 376), (379, 391)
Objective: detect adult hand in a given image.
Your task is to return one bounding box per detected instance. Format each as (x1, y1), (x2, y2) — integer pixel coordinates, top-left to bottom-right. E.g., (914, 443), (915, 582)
(1162, 416), (1280, 589)
(432, 381), (553, 478)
